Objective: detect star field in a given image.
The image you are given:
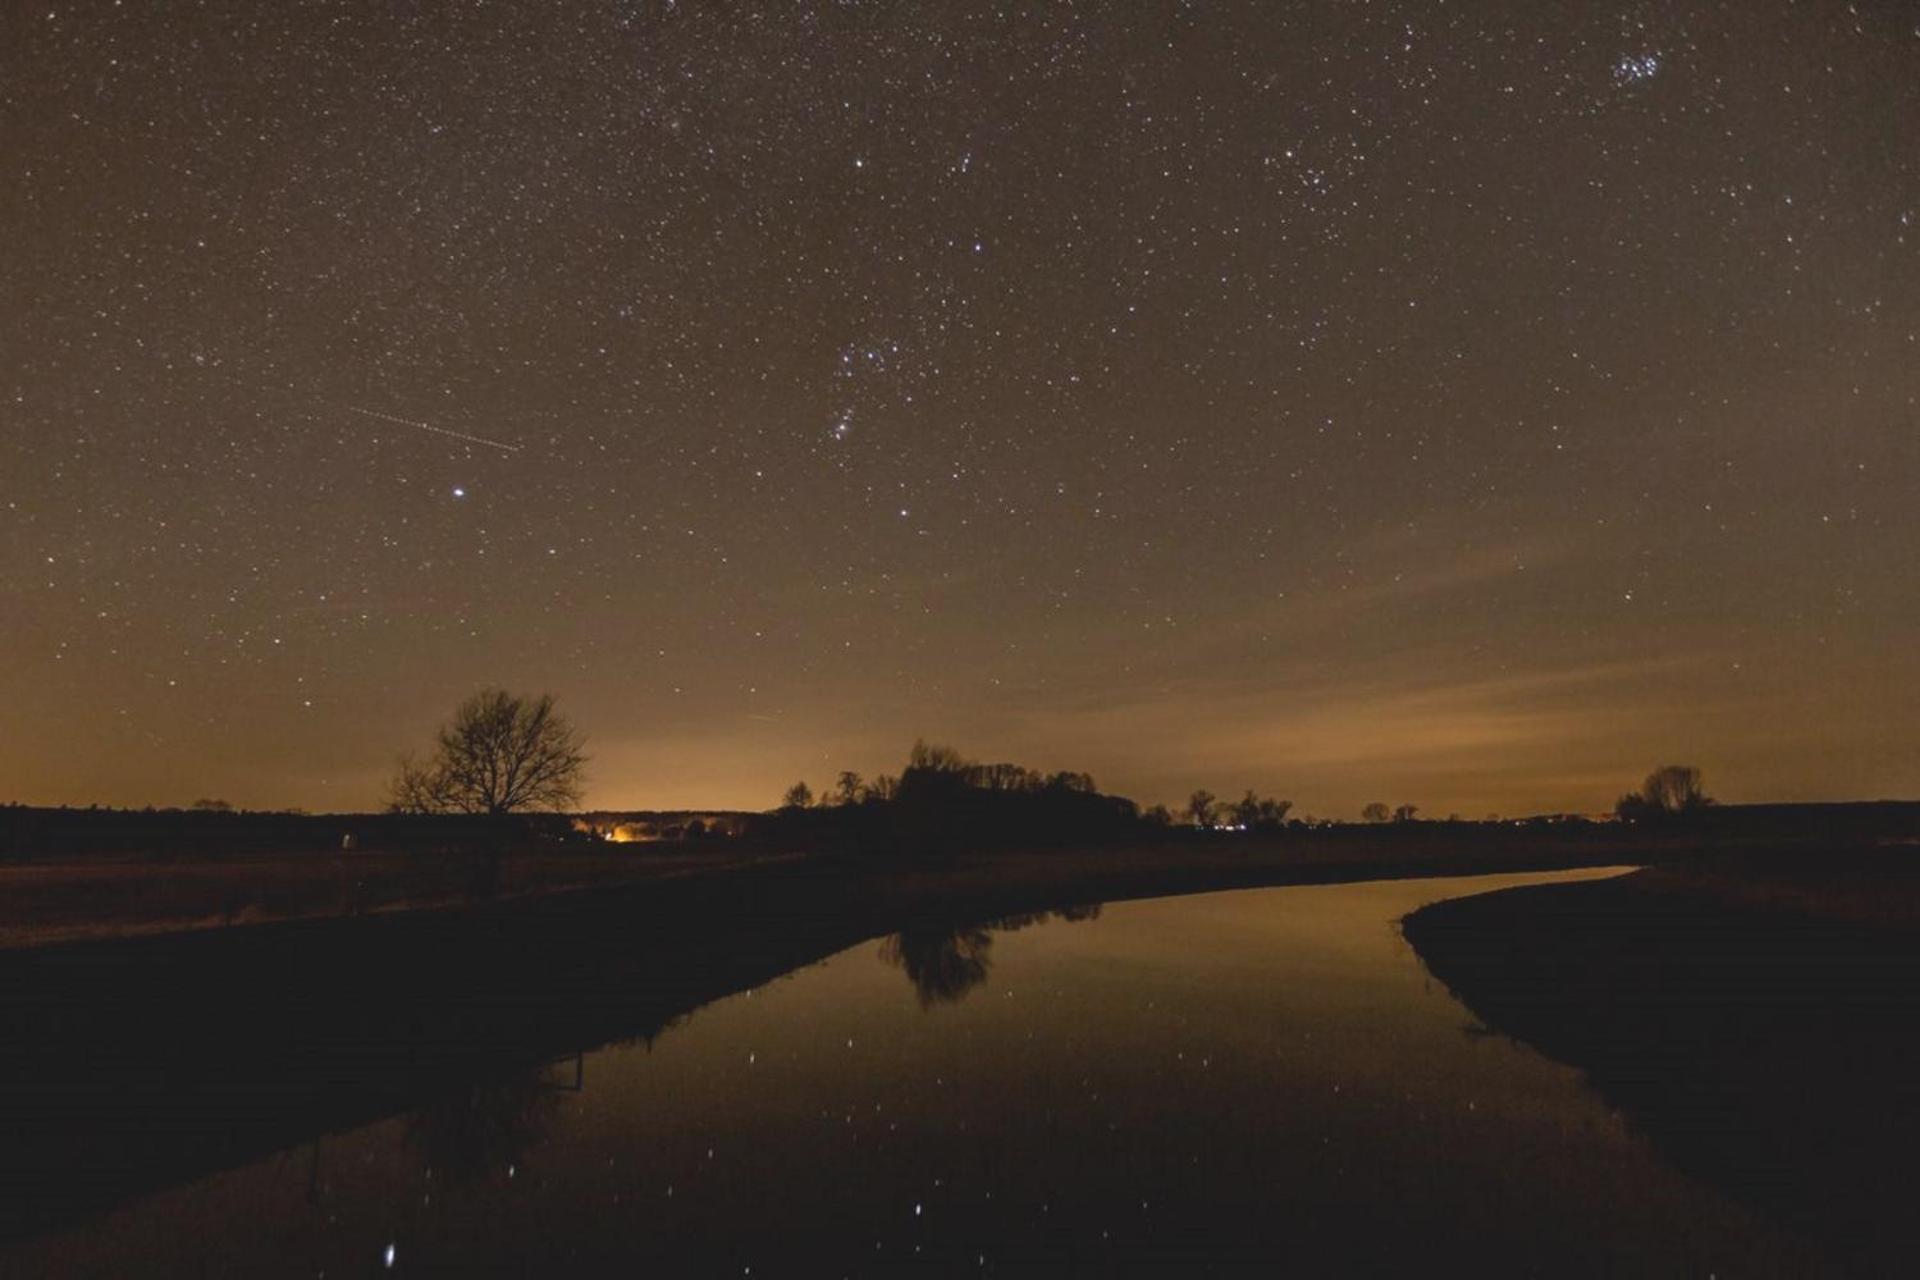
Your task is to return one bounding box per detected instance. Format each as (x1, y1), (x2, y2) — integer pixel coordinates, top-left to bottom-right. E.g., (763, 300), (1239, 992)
(2, 2), (1916, 815)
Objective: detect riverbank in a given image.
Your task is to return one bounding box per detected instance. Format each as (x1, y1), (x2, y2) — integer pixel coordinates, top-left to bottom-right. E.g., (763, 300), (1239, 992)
(0, 834), (1643, 1245)
(0, 816), (1748, 951)
(2, 826), (1911, 1247)
(1402, 854), (1920, 1276)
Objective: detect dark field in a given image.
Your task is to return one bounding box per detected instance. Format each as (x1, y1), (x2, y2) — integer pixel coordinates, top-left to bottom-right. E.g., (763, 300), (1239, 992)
(0, 845), (779, 950)
(6, 799), (1912, 949)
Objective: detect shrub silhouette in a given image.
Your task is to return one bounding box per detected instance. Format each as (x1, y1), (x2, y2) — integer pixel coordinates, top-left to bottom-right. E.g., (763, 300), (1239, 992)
(1616, 765), (1714, 821)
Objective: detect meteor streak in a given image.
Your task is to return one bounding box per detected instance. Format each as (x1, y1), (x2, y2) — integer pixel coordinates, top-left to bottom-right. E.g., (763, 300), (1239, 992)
(338, 404), (522, 453)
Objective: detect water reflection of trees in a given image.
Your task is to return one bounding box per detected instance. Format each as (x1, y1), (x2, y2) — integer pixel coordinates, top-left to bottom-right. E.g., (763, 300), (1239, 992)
(880, 905), (1101, 1007)
(402, 1056), (579, 1184)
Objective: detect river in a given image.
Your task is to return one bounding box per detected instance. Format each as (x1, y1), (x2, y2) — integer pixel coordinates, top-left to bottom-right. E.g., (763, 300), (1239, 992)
(1, 867), (1827, 1276)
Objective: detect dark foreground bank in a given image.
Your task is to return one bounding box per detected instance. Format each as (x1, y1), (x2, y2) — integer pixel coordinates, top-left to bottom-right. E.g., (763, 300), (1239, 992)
(1403, 853), (1920, 1277)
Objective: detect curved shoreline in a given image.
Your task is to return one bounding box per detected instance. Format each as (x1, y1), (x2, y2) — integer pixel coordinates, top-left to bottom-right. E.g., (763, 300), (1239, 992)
(0, 841), (1636, 1246)
(1403, 866), (1920, 1276)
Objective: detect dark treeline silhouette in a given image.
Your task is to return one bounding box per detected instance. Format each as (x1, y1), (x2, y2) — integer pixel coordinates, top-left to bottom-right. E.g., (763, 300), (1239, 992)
(11, 791), (1920, 867)
(1182, 788), (1295, 831)
(756, 740), (1150, 858)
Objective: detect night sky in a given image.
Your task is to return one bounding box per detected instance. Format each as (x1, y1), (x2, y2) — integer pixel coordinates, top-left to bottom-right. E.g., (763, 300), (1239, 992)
(4, 2), (1915, 817)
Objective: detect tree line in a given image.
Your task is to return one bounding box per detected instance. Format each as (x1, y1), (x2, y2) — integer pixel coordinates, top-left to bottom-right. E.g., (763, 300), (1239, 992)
(381, 688), (1717, 836)
(780, 741), (1100, 814)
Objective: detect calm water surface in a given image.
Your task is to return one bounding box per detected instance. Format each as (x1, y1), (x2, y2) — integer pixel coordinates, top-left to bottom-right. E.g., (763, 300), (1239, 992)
(5, 869), (1826, 1276)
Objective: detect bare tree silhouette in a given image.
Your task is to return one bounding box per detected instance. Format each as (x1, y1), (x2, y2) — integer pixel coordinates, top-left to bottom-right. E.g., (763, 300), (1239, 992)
(1187, 789), (1218, 829)
(388, 689), (586, 815)
(1231, 790), (1261, 828)
(908, 740), (972, 774)
(1361, 802), (1391, 824)
(780, 781), (814, 809)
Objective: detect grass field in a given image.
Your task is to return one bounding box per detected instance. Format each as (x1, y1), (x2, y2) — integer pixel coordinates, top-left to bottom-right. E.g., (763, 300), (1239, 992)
(0, 845), (781, 950)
